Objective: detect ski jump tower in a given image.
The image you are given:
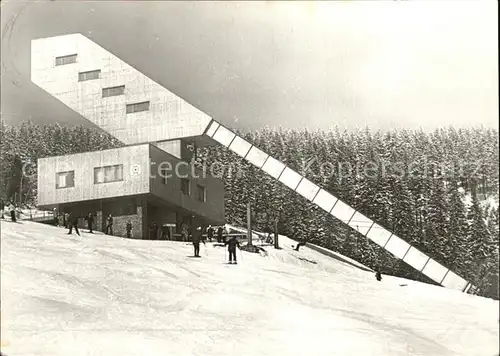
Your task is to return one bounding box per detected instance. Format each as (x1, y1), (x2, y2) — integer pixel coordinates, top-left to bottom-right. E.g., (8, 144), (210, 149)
(31, 34), (473, 292)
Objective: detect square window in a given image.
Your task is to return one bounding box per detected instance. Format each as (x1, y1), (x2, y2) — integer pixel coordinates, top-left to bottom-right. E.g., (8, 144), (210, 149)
(56, 171), (75, 189)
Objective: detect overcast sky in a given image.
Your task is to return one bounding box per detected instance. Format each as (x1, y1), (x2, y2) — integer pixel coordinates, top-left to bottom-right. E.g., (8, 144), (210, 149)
(1, 0), (498, 132)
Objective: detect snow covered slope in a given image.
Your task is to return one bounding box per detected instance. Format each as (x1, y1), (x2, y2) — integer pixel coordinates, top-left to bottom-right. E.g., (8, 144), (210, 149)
(1, 221), (498, 356)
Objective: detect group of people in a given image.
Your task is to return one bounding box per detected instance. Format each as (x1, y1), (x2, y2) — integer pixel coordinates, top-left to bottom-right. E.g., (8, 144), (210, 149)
(53, 210), (118, 237)
(0, 201), (21, 222)
(188, 224), (241, 263)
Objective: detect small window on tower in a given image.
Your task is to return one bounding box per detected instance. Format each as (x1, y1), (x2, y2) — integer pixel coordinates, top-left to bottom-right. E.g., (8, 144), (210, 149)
(103, 85), (125, 98)
(55, 54), (77, 66)
(126, 101), (150, 114)
(78, 70), (101, 82)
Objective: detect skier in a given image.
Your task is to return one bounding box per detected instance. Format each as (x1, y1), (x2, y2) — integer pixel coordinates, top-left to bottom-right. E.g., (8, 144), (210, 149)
(150, 221), (158, 240)
(67, 212), (80, 236)
(181, 226), (188, 242)
(207, 225), (214, 242)
(192, 226), (205, 257)
(375, 268), (382, 281)
(294, 237), (307, 251)
(225, 235), (241, 264)
(85, 213), (94, 233)
(105, 214), (113, 235)
(10, 205), (17, 222)
(217, 226), (223, 243)
(126, 220), (132, 238)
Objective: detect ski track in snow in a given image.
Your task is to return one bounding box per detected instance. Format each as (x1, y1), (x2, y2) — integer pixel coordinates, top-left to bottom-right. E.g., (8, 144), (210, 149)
(1, 220), (499, 356)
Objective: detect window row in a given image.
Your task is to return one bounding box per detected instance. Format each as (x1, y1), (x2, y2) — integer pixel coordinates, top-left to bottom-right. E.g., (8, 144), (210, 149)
(56, 167), (207, 203)
(56, 165), (124, 189)
(55, 54), (149, 113)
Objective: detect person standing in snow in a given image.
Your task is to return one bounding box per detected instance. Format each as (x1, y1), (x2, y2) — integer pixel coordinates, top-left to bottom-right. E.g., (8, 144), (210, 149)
(106, 214), (113, 235)
(225, 235), (241, 264)
(217, 226), (223, 243)
(192, 226), (205, 257)
(10, 205), (17, 222)
(150, 221), (158, 240)
(85, 213), (94, 233)
(375, 268), (382, 281)
(126, 220), (133, 238)
(207, 225), (214, 242)
(67, 212), (80, 236)
(53, 208), (59, 226)
(181, 226), (188, 242)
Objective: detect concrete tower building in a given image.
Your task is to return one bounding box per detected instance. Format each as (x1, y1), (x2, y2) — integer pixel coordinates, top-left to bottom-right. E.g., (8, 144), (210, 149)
(32, 34), (224, 239)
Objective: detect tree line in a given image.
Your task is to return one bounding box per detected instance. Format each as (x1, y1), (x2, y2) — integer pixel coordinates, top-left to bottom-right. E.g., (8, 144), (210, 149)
(198, 125), (499, 299)
(1, 121), (498, 298)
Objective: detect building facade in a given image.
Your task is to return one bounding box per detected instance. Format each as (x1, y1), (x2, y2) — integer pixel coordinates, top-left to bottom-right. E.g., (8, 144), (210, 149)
(38, 144), (224, 239)
(32, 33), (224, 239)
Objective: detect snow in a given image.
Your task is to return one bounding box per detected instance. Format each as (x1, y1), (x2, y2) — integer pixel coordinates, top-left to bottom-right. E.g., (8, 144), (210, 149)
(226, 224), (373, 271)
(1, 220), (499, 356)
